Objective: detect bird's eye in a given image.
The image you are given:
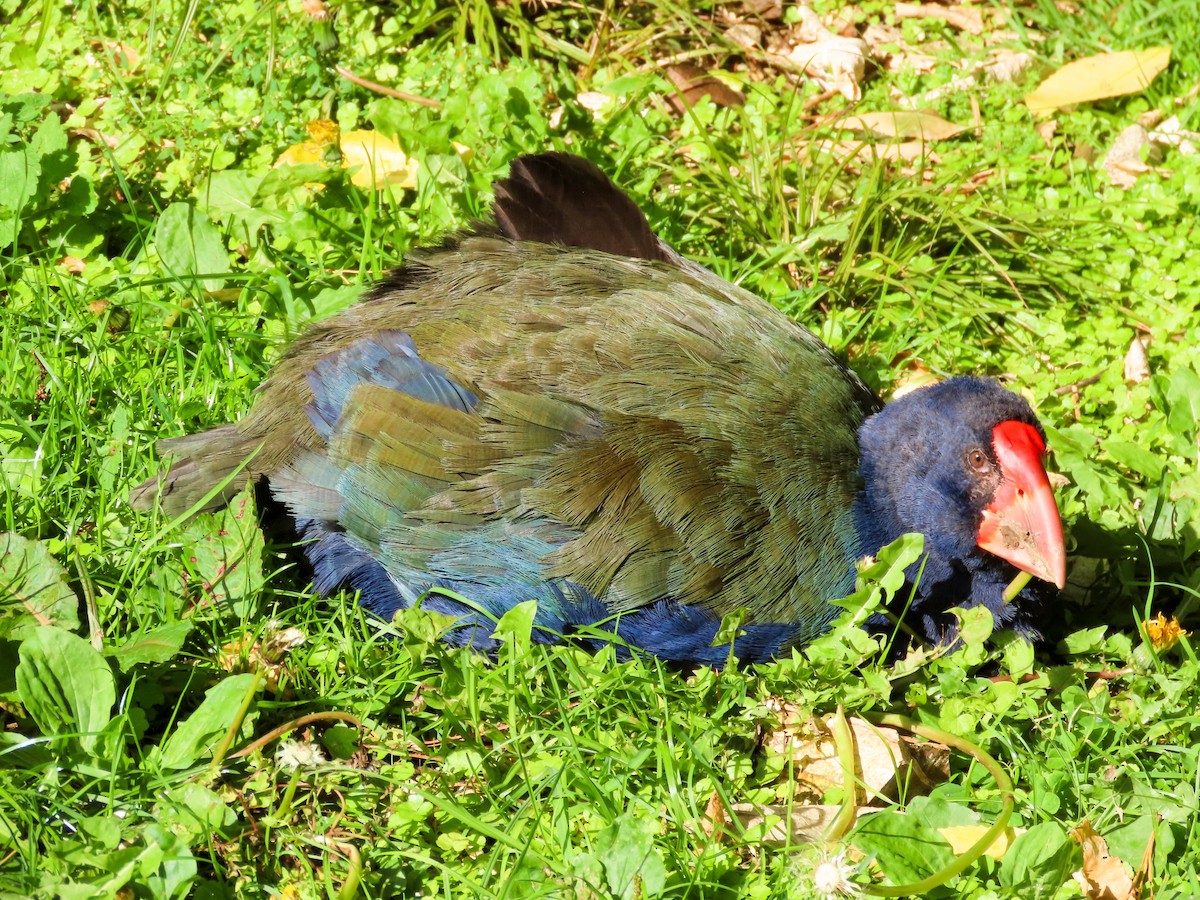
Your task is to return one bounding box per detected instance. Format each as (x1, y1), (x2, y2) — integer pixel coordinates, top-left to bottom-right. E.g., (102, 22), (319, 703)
(966, 448), (991, 474)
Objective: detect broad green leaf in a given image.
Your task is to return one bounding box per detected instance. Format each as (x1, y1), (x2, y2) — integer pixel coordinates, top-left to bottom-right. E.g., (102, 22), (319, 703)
(0, 533), (80, 639)
(154, 202), (231, 292)
(107, 621), (192, 671)
(850, 810), (955, 884)
(158, 673), (258, 769)
(0, 443), (42, 498)
(1104, 440), (1165, 479)
(15, 626), (115, 755)
(999, 821), (1080, 898)
(711, 607), (747, 648)
(493, 599), (537, 646)
(180, 487), (264, 617)
(1062, 625), (1108, 655)
(198, 169), (274, 232)
(1166, 365), (1200, 438)
(956, 604), (995, 647)
(598, 814), (666, 900)
(155, 783), (236, 841)
(1025, 47), (1172, 114)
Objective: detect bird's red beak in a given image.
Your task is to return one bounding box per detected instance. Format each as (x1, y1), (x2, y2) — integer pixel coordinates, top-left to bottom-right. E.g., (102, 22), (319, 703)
(976, 420), (1067, 590)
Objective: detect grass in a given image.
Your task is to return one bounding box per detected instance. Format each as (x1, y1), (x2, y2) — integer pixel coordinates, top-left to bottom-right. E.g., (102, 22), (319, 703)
(2, 0), (1200, 896)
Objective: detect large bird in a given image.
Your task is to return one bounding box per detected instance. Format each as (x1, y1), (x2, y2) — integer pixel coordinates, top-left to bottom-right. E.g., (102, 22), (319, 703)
(134, 152), (1066, 664)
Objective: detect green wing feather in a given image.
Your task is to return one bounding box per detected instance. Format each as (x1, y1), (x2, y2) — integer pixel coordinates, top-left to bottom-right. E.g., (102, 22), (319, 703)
(137, 238), (874, 627)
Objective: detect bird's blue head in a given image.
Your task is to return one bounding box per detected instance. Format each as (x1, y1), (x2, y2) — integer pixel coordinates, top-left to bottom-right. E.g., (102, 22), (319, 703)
(853, 377), (1066, 642)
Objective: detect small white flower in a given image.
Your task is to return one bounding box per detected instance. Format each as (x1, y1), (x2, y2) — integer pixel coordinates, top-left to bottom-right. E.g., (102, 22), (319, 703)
(276, 740), (326, 770)
(812, 852), (861, 898)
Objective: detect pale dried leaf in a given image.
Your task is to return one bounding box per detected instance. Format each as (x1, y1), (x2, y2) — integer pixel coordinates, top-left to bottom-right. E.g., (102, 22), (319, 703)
(896, 51), (1033, 109)
(576, 91), (611, 113)
(762, 703), (949, 801)
(1149, 115), (1199, 155)
(894, 1), (984, 35)
(729, 803), (848, 845)
(986, 49), (1035, 84)
(861, 21), (904, 50)
(1103, 124), (1155, 188)
(59, 256), (86, 275)
(787, 35), (869, 101)
(1071, 820), (1138, 900)
(1048, 471), (1072, 491)
(1124, 334), (1151, 384)
(725, 23), (763, 51)
(939, 824), (1020, 860)
(1025, 46), (1172, 114)
(812, 139), (935, 165)
(840, 110), (968, 140)
(793, 5), (831, 43)
(339, 130), (418, 190)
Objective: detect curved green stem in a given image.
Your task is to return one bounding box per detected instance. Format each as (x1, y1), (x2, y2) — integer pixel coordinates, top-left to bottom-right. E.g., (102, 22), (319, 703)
(858, 713), (1015, 897)
(827, 705), (860, 842)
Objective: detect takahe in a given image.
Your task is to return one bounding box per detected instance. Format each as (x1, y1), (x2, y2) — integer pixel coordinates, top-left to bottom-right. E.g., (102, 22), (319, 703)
(133, 152), (1066, 664)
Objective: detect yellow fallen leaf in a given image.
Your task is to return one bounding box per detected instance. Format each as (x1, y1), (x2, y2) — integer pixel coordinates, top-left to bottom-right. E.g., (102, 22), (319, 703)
(939, 824), (1019, 860)
(274, 140), (328, 169)
(840, 110), (969, 141)
(339, 129), (418, 190)
(1025, 47), (1172, 114)
(306, 118), (341, 146)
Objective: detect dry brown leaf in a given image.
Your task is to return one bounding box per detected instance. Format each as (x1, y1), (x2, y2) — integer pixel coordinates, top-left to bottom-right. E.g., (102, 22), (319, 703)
(59, 256), (86, 275)
(699, 790), (729, 840)
(218, 624), (306, 694)
(781, 8), (869, 101)
(742, 0), (782, 21)
(1124, 333), (1151, 384)
(894, 1), (984, 35)
(840, 110), (969, 141)
(939, 824), (1020, 860)
(1071, 820), (1138, 900)
(1036, 119), (1059, 147)
(728, 803), (848, 845)
(664, 64), (745, 112)
(339, 130), (418, 190)
(1026, 47), (1172, 114)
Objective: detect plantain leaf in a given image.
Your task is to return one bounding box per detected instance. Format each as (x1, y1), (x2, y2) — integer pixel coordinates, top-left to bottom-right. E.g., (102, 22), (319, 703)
(15, 626), (115, 755)
(0, 533), (80, 640)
